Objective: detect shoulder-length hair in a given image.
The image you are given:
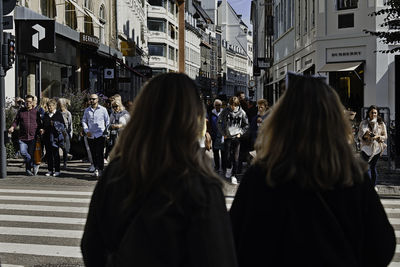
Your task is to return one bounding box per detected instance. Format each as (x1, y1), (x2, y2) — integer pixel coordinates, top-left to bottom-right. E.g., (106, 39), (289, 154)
(254, 73), (366, 190)
(111, 73), (220, 200)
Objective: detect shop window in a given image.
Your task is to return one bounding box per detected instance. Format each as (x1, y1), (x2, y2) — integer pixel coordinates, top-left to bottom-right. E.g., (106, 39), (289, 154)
(337, 0), (358, 10)
(148, 43), (166, 57)
(41, 0), (56, 18)
(338, 13), (354, 28)
(148, 19), (166, 32)
(149, 0), (165, 8)
(65, 2), (77, 30)
(84, 15), (94, 35)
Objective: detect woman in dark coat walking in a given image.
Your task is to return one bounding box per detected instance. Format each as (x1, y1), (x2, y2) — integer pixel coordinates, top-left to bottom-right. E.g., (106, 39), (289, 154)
(81, 73), (238, 267)
(230, 73), (396, 267)
(40, 99), (65, 177)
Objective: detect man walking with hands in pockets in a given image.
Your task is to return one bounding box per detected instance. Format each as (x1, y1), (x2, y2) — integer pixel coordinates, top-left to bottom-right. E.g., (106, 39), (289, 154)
(82, 94), (110, 177)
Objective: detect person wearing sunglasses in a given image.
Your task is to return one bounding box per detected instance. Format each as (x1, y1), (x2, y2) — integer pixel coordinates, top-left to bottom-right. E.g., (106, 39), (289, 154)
(105, 100), (130, 161)
(82, 94), (110, 177)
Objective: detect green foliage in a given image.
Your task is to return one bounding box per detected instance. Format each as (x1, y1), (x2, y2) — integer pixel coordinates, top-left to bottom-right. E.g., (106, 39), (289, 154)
(364, 0), (400, 53)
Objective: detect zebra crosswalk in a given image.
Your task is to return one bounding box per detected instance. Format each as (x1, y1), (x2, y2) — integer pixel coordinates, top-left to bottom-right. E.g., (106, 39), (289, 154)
(0, 186), (399, 266)
(0, 186), (91, 266)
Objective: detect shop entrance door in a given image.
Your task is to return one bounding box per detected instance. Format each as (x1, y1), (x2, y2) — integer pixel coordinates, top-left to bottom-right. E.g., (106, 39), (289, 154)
(328, 66), (364, 122)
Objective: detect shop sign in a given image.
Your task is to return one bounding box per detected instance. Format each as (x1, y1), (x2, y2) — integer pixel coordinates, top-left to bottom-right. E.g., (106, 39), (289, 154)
(18, 19), (55, 53)
(80, 33), (100, 48)
(326, 46), (365, 63)
(257, 58), (271, 69)
(133, 65), (153, 79)
(120, 41), (135, 57)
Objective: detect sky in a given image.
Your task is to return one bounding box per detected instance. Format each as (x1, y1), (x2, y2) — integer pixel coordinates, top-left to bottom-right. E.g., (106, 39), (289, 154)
(227, 0), (252, 29)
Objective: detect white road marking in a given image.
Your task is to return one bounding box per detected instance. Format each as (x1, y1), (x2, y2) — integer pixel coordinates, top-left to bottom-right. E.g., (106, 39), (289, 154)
(0, 242), (82, 258)
(382, 199), (400, 205)
(0, 195), (90, 203)
(0, 189), (92, 196)
(0, 214), (86, 225)
(0, 226), (83, 239)
(0, 204), (88, 213)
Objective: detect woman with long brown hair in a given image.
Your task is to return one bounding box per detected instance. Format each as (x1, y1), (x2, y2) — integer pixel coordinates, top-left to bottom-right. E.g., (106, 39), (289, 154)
(358, 105), (387, 188)
(81, 73), (238, 267)
(229, 73), (395, 266)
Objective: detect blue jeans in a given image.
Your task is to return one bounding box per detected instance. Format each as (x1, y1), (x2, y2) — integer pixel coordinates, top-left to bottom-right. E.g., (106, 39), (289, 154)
(19, 140), (35, 171)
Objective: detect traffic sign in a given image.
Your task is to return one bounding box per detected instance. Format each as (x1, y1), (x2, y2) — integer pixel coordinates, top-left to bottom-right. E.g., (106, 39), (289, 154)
(3, 0), (17, 15)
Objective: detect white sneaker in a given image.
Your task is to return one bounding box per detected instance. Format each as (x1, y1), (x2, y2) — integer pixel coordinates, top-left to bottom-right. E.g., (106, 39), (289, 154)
(231, 176), (238, 185)
(375, 186), (379, 192)
(225, 168), (232, 179)
(53, 172), (61, 177)
(33, 165), (40, 176)
(45, 172), (53, 176)
(87, 165), (95, 172)
(92, 169), (99, 177)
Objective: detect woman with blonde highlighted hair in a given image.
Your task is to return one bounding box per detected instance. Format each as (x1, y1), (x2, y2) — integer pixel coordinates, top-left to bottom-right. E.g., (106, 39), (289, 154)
(82, 73), (238, 267)
(230, 73), (395, 266)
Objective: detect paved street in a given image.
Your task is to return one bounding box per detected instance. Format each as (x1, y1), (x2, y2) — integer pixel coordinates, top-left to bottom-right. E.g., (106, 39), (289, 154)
(0, 158), (399, 266)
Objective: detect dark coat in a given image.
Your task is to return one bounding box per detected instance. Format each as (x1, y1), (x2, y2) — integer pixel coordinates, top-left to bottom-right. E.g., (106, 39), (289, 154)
(42, 111), (65, 148)
(230, 165), (396, 267)
(81, 159), (238, 267)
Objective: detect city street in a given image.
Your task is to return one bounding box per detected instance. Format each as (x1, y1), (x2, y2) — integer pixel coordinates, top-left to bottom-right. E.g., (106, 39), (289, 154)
(0, 159), (236, 266)
(0, 158), (399, 266)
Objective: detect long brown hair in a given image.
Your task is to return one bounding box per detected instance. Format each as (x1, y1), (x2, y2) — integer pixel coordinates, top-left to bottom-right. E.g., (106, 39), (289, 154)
(111, 73), (220, 201)
(254, 73), (366, 190)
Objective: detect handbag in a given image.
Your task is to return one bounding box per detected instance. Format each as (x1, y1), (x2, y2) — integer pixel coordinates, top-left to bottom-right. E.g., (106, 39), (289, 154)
(33, 138), (42, 165)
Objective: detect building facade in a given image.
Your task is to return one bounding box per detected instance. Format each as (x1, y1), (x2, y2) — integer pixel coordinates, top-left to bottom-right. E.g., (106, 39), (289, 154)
(147, 0), (179, 75)
(10, 0), (121, 100)
(269, 0), (399, 124)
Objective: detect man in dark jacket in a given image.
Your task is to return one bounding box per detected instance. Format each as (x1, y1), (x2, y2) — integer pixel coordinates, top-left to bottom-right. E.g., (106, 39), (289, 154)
(8, 95), (42, 176)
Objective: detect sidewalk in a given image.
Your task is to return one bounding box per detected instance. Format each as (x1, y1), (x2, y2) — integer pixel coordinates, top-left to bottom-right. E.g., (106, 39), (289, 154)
(2, 157), (399, 197)
(375, 159), (400, 198)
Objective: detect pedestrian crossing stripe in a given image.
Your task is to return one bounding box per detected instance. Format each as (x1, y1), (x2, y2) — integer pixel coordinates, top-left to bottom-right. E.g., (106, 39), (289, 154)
(0, 242), (82, 258)
(0, 204), (88, 213)
(0, 226), (83, 239)
(0, 195), (90, 203)
(381, 199), (400, 205)
(0, 214), (86, 225)
(0, 189), (92, 196)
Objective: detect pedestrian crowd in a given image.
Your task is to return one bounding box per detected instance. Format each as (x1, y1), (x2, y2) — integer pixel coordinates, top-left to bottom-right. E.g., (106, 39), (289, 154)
(8, 92), (130, 178)
(79, 72), (395, 266)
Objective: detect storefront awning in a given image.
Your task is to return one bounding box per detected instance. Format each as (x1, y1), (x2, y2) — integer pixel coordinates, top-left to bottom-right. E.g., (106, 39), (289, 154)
(66, 0), (86, 16)
(318, 61), (363, 72)
(85, 10), (104, 28)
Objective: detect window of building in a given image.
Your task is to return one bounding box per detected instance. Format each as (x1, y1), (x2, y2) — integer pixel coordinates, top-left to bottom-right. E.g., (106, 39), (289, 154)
(169, 24), (176, 39)
(149, 0), (165, 8)
(304, 0), (308, 33)
(169, 0), (174, 14)
(169, 46), (175, 60)
(84, 15), (94, 35)
(99, 5), (105, 21)
(311, 0), (315, 28)
(41, 0), (56, 18)
(337, 0), (358, 10)
(297, 0), (301, 36)
(65, 2), (77, 30)
(148, 19), (166, 32)
(288, 0), (293, 28)
(338, 13), (354, 28)
(283, 0), (287, 31)
(84, 0), (92, 10)
(149, 43), (166, 56)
